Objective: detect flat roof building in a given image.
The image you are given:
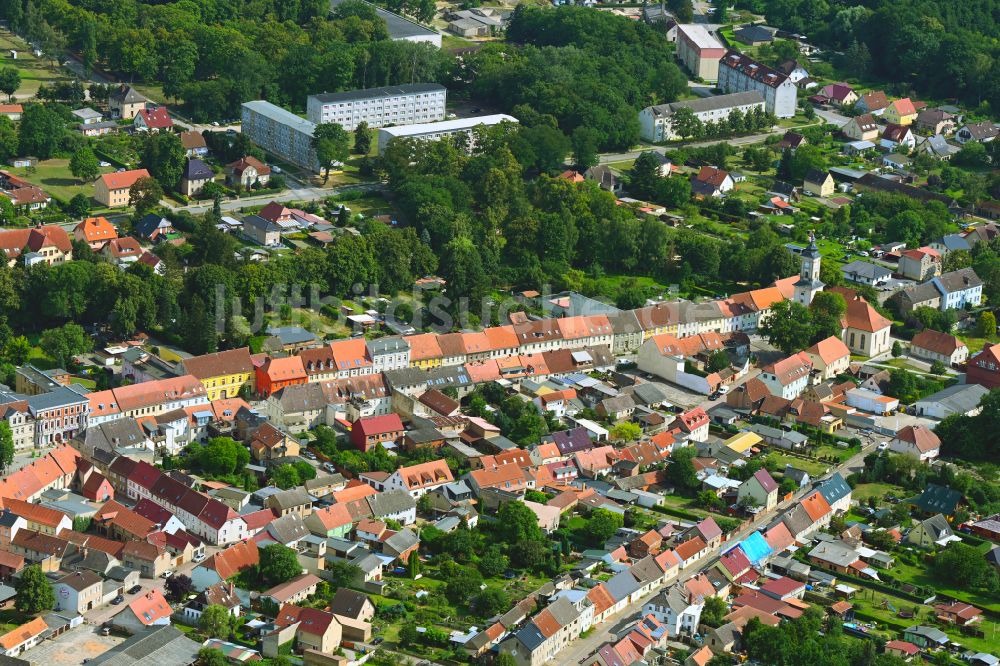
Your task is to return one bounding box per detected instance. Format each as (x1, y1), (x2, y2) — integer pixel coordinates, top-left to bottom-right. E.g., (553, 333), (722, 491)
(241, 101), (318, 173)
(307, 83), (446, 130)
(377, 114), (518, 154)
(676, 25), (726, 82)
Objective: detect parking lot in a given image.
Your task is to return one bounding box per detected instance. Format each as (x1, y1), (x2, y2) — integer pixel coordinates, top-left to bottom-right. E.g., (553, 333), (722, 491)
(26, 625), (124, 664)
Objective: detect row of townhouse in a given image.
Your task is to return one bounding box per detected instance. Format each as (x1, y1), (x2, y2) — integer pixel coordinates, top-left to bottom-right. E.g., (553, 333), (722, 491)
(0, 385), (90, 449)
(105, 456), (247, 545)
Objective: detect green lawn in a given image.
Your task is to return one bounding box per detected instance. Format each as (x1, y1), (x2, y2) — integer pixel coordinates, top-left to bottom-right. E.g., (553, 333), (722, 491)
(957, 334), (998, 354)
(851, 482), (907, 502)
(888, 547), (1000, 615)
(7, 159), (116, 204)
(0, 31), (71, 98)
(766, 451), (830, 477)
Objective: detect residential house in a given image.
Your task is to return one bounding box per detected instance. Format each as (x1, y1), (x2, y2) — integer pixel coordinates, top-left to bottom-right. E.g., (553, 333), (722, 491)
(52, 570), (103, 613)
(242, 215), (282, 247)
(225, 156), (271, 189)
(95, 169), (152, 208)
(805, 336), (851, 380)
(840, 260), (892, 287)
(842, 114), (880, 141)
(915, 109), (957, 135)
(268, 604), (342, 657)
(903, 626), (949, 649)
(692, 166), (734, 198)
(888, 425), (941, 461)
(906, 514), (954, 548)
(134, 107), (174, 132)
(584, 165), (621, 194)
(372, 459), (453, 498)
(181, 347), (255, 401)
(180, 159), (214, 196)
(639, 91), (764, 142)
(102, 237), (143, 267)
(910, 330), (968, 366)
(880, 124), (915, 150)
(909, 483), (962, 519)
(133, 213), (174, 243)
(737, 468), (779, 511)
(759, 354), (811, 400)
(955, 121), (998, 144)
(109, 85), (147, 119)
(73, 216), (117, 250)
(883, 98), (919, 126)
(820, 83), (857, 107)
(0, 225), (72, 267)
(179, 130), (208, 157)
(350, 414), (404, 452)
(113, 589), (173, 634)
(934, 601), (982, 626)
(255, 356), (307, 398)
(931, 267), (983, 310)
(855, 91), (889, 115)
(0, 617), (48, 656)
(642, 585), (703, 637)
(261, 573), (321, 607)
(803, 169), (834, 197)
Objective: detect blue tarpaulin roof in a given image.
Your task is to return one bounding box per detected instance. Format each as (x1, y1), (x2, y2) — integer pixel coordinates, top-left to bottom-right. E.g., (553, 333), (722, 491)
(739, 531), (773, 564)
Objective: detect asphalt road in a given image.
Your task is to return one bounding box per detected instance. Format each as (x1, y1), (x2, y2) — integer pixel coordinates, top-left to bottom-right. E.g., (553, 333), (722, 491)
(553, 438), (878, 665)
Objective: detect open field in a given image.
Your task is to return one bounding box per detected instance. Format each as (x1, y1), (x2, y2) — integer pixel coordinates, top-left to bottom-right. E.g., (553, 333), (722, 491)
(7, 158), (116, 203)
(0, 31), (70, 98)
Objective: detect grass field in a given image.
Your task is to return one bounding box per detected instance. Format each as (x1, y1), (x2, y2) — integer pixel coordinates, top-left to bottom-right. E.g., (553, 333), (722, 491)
(766, 450), (830, 477)
(851, 482), (907, 502)
(0, 31), (70, 98)
(7, 158), (116, 203)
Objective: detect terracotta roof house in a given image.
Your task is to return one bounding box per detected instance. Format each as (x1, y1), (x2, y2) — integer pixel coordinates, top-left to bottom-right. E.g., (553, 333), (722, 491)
(910, 330), (967, 367)
(134, 106), (174, 131)
(73, 216), (118, 250)
(0, 225), (72, 266)
(113, 588), (173, 634)
(96, 169), (152, 208)
(889, 425), (941, 461)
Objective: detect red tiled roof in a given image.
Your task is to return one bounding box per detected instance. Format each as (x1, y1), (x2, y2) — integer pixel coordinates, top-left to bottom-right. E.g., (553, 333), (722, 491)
(99, 169), (151, 191)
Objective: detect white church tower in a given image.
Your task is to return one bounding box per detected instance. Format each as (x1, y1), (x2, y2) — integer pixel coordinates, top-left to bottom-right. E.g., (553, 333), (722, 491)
(794, 233), (824, 305)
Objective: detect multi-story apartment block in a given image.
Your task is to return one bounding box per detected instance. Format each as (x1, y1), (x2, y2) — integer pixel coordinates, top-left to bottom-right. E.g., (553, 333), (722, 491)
(366, 336), (410, 372)
(26, 385), (90, 446)
(640, 91), (765, 141)
(241, 101), (319, 172)
(717, 51), (797, 118)
(675, 24), (726, 81)
(306, 83), (446, 130)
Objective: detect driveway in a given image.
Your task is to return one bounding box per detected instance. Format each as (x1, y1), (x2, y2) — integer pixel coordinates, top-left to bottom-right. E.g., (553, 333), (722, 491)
(815, 107), (850, 129)
(25, 625), (124, 664)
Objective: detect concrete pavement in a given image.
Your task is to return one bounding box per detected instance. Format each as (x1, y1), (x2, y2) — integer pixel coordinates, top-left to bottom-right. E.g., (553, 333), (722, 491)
(552, 440), (877, 664)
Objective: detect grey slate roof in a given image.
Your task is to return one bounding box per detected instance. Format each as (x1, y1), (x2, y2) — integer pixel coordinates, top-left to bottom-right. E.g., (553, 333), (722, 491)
(266, 326), (317, 346)
(915, 513), (953, 541)
(808, 540), (859, 568)
(604, 570), (641, 602)
(183, 159), (213, 180)
(310, 83), (445, 105)
(267, 488), (313, 511)
(911, 483), (963, 515)
(264, 513), (310, 545)
(646, 91), (764, 118)
(27, 385), (89, 413)
(89, 625), (200, 665)
(243, 214), (281, 233)
(366, 489), (416, 518)
(815, 473), (851, 507)
(841, 260), (891, 281)
(934, 267), (983, 293)
(367, 336), (410, 355)
(914, 383), (989, 416)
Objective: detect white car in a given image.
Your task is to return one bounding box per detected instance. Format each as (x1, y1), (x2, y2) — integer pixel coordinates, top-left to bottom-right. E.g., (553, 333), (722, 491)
(271, 165), (282, 174)
(717, 385), (730, 395)
(99, 161), (111, 167)
(160, 570), (173, 579)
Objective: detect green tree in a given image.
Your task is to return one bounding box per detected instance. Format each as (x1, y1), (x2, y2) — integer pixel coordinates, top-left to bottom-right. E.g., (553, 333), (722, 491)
(3, 335), (30, 365)
(497, 501), (544, 546)
(259, 544), (303, 586)
(584, 509), (624, 545)
(702, 595), (728, 627)
(39, 323), (92, 367)
(312, 122), (350, 181)
(930, 360), (947, 375)
(712, 0), (728, 23)
(353, 121), (372, 155)
(197, 648), (228, 666)
(444, 566), (483, 604)
(671, 107), (702, 140)
(891, 340), (903, 357)
(760, 300), (814, 354)
(706, 349), (731, 372)
(933, 542), (998, 592)
(327, 560), (361, 588)
(495, 654), (518, 666)
(18, 104), (64, 159)
(571, 126), (600, 170)
(609, 421), (642, 441)
(269, 464), (300, 489)
(0, 67), (20, 101)
(15, 565), (54, 613)
(0, 421), (13, 474)
(187, 437), (250, 478)
(629, 151), (662, 200)
(475, 587), (509, 617)
(199, 604), (233, 638)
(809, 291), (847, 342)
(129, 176), (163, 215)
(407, 550), (420, 578)
(667, 446), (701, 493)
(977, 311), (996, 337)
(69, 146), (100, 182)
(478, 545), (509, 578)
(141, 132), (186, 190)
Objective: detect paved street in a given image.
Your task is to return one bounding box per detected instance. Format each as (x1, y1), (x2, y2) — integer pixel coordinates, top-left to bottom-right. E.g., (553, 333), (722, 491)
(815, 107), (851, 129)
(170, 182), (384, 215)
(553, 439), (877, 664)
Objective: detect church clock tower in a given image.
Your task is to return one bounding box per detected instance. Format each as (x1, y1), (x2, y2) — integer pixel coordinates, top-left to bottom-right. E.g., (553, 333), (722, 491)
(794, 233), (824, 306)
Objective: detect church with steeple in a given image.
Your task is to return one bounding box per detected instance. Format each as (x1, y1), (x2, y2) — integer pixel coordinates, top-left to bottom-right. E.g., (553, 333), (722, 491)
(794, 233), (824, 305)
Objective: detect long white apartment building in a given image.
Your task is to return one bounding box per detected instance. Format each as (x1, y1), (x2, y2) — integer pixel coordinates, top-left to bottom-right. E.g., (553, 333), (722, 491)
(377, 114), (518, 154)
(306, 83), (447, 130)
(639, 91), (765, 141)
(241, 100), (319, 172)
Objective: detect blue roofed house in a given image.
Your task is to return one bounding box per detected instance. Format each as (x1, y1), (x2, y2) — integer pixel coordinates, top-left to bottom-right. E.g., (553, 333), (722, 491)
(180, 159), (215, 197)
(815, 472), (852, 515)
(738, 531), (773, 565)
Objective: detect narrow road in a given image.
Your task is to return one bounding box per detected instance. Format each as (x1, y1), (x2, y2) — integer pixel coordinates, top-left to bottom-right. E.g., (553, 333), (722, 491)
(553, 440), (877, 664)
(167, 183), (384, 215)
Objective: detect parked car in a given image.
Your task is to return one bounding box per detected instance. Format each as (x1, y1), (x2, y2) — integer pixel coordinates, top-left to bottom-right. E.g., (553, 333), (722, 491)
(111, 595), (124, 605)
(160, 570), (173, 579)
(127, 585), (142, 594)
